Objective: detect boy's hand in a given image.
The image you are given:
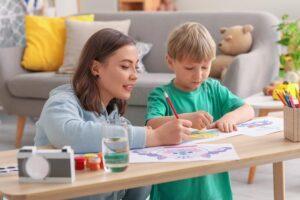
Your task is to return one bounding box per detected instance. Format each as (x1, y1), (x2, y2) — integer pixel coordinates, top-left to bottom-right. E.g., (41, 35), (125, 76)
(181, 111), (213, 130)
(146, 119), (192, 147)
(209, 120), (237, 133)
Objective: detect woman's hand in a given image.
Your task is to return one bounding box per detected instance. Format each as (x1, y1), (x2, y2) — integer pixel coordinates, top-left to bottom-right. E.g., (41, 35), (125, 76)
(146, 118), (192, 147)
(180, 111), (213, 130)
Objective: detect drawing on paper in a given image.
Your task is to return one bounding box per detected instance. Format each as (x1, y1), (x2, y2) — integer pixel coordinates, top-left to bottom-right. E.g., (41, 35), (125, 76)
(190, 129), (221, 140)
(238, 119), (273, 128)
(131, 145), (233, 160)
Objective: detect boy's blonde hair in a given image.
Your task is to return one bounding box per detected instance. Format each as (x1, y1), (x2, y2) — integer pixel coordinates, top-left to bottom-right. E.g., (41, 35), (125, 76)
(167, 22), (216, 62)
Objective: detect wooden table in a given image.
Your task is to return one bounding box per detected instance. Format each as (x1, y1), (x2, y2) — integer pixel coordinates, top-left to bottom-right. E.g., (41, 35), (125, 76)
(244, 92), (285, 183)
(1, 132), (300, 200)
(244, 92), (284, 116)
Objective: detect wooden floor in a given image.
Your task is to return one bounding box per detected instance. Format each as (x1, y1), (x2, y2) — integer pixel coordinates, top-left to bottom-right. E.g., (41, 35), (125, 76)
(0, 113), (299, 200)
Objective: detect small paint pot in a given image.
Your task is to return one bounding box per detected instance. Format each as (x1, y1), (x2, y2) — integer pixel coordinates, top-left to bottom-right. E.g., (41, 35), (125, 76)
(84, 153), (97, 168)
(98, 152), (104, 169)
(89, 157), (101, 171)
(74, 156), (86, 170)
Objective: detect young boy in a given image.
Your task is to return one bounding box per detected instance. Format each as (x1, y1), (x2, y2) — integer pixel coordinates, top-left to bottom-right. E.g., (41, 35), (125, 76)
(146, 22), (255, 200)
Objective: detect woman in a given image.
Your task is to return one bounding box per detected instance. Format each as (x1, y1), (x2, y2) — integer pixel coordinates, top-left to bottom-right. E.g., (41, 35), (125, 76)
(34, 28), (192, 200)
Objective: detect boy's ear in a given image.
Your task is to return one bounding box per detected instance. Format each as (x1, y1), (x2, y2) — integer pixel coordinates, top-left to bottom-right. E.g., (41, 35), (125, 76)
(166, 54), (175, 70)
(91, 60), (103, 77)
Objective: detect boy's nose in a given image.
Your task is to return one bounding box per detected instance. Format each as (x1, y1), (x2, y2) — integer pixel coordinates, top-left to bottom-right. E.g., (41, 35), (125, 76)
(194, 72), (202, 80)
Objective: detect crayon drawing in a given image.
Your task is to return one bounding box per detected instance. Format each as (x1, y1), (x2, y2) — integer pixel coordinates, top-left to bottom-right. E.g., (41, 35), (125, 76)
(190, 129), (222, 139)
(184, 128), (240, 145)
(237, 119), (273, 128)
(186, 117), (283, 144)
(236, 117), (283, 137)
(130, 144), (239, 163)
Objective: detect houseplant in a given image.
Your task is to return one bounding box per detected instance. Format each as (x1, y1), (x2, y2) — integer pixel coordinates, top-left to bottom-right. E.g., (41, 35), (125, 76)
(262, 15), (300, 97)
(277, 14), (300, 73)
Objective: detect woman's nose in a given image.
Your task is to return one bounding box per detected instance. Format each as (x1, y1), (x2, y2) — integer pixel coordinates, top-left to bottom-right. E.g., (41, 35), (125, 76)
(130, 70), (138, 81)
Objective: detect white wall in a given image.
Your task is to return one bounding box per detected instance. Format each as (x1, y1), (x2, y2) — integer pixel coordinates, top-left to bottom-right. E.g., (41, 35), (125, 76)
(55, 0), (78, 16)
(176, 0), (300, 19)
(54, 0), (118, 16)
(79, 0), (118, 13)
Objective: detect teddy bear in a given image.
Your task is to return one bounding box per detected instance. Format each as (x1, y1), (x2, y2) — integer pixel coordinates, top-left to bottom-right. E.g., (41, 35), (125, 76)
(210, 24), (254, 79)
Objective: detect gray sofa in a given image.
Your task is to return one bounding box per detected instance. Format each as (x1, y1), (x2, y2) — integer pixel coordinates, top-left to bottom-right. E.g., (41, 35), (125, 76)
(0, 11), (279, 146)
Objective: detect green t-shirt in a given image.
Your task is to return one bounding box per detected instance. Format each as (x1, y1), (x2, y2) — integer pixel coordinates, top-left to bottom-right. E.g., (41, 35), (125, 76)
(146, 78), (244, 200)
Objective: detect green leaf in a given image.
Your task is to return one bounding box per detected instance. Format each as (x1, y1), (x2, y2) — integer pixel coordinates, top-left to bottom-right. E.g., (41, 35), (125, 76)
(277, 38), (290, 46)
(277, 15), (300, 71)
(280, 55), (286, 66)
(282, 14), (289, 20)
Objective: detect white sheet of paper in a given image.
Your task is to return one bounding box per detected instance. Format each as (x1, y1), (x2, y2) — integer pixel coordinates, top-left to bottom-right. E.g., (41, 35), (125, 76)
(0, 166), (18, 176)
(184, 128), (240, 146)
(129, 117), (282, 163)
(186, 117), (283, 145)
(236, 117), (283, 137)
(130, 143), (239, 163)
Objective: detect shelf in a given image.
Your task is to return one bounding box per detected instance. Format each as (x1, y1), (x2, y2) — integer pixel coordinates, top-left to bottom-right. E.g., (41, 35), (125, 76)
(119, 0), (161, 11)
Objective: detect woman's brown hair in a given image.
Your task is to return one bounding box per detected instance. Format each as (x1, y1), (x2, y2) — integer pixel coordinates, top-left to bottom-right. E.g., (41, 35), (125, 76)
(72, 28), (135, 115)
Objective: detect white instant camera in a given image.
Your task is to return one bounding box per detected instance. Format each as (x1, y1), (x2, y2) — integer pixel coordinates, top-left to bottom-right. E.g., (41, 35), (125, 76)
(17, 146), (75, 183)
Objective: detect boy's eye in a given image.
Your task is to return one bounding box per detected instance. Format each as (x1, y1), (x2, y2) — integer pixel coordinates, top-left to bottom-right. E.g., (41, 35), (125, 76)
(201, 66), (208, 70)
(185, 67), (194, 70)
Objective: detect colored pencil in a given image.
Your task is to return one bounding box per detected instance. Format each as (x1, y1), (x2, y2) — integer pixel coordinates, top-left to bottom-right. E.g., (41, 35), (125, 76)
(163, 91), (179, 119)
(276, 91), (287, 106)
(289, 95), (296, 108)
(283, 93), (291, 107)
(296, 88), (300, 108)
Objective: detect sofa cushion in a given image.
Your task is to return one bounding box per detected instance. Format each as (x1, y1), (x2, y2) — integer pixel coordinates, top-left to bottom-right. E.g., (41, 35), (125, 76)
(135, 41), (153, 73)
(58, 19), (131, 74)
(21, 15), (94, 72)
(7, 72), (175, 106)
(7, 72), (72, 99)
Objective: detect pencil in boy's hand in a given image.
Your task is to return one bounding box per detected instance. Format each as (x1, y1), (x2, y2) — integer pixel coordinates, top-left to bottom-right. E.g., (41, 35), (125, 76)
(164, 91), (179, 119)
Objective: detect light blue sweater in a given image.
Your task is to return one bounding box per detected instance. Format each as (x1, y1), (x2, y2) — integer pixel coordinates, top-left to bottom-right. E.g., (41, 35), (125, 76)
(34, 84), (147, 153)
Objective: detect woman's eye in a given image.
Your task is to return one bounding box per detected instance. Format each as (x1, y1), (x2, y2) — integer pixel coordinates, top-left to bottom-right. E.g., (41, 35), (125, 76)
(185, 68), (193, 70)
(201, 66), (208, 70)
(121, 65), (129, 69)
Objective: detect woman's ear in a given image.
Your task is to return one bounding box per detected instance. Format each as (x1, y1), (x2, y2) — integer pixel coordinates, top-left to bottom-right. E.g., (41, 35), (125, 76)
(91, 60), (103, 77)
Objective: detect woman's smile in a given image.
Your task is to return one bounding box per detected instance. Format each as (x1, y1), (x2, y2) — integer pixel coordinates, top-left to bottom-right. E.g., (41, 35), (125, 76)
(123, 84), (135, 92)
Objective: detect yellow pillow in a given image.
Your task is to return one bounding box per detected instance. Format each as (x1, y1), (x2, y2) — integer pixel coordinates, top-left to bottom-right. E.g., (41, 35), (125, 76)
(22, 15), (94, 71)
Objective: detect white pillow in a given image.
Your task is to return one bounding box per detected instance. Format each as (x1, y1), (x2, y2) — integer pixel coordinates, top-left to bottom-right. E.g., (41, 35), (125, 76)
(136, 41), (152, 73)
(58, 19), (131, 74)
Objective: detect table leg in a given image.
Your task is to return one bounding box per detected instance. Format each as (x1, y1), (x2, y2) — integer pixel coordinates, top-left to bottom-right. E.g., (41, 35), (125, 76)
(273, 162), (285, 200)
(247, 166), (256, 184)
(258, 109), (272, 117)
(247, 108), (281, 184)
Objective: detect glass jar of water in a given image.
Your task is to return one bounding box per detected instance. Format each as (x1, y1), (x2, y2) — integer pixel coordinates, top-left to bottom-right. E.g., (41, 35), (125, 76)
(102, 121), (129, 173)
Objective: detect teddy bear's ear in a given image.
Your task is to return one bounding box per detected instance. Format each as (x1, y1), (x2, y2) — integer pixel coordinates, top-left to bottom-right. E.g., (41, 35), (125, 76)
(243, 24), (254, 33)
(220, 27), (227, 34)
(225, 35), (233, 41)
